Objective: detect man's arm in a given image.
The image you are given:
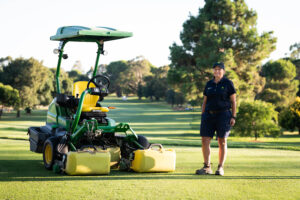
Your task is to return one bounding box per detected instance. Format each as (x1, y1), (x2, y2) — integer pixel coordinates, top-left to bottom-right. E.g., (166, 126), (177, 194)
(230, 93), (236, 126)
(202, 95), (207, 113)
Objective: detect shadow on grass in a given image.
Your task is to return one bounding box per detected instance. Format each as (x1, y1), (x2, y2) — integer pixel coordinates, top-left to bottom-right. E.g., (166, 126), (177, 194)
(0, 137), (27, 141)
(0, 160), (299, 182)
(0, 117), (46, 122)
(0, 127), (28, 132)
(141, 133), (199, 138)
(279, 134), (300, 138)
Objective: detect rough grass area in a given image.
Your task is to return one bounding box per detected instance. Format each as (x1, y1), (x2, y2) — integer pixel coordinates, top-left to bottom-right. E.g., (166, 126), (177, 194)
(0, 96), (300, 199)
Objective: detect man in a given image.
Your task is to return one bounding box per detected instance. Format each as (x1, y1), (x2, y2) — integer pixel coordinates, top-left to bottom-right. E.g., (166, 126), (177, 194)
(196, 62), (236, 176)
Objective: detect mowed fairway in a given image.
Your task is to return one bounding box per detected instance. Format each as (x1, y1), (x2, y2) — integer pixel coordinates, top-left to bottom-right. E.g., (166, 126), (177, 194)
(0, 96), (300, 200)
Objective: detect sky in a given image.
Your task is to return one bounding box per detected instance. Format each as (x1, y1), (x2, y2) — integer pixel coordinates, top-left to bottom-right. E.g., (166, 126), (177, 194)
(0, 0), (299, 72)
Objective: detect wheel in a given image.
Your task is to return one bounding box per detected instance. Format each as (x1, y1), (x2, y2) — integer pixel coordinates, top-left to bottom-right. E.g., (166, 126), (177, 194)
(43, 137), (58, 170)
(137, 135), (150, 149)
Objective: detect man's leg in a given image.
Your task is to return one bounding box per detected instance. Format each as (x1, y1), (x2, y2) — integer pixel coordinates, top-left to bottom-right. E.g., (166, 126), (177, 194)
(197, 112), (214, 175)
(216, 137), (227, 175)
(196, 136), (213, 175)
(202, 136), (212, 165)
(218, 137), (227, 167)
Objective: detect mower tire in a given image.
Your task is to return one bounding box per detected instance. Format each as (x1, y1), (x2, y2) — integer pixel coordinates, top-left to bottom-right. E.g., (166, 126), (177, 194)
(43, 137), (58, 170)
(137, 135), (150, 149)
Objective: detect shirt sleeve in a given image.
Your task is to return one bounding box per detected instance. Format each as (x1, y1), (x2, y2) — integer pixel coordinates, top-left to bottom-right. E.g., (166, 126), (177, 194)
(227, 80), (236, 96)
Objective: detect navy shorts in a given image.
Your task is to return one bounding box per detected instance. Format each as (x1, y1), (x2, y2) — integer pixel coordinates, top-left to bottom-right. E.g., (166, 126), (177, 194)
(200, 110), (232, 138)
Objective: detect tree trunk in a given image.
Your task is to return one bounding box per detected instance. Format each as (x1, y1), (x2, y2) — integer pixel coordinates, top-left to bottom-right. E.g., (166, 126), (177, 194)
(17, 110), (20, 118)
(255, 131), (258, 141)
(25, 107), (31, 114)
(116, 87), (122, 97)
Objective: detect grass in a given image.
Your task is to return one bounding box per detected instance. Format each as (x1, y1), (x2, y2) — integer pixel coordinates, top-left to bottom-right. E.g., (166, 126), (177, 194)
(0, 140), (300, 200)
(0, 96), (300, 199)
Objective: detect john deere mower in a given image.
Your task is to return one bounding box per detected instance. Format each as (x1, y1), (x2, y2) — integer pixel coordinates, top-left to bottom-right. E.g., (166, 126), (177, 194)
(28, 26), (176, 175)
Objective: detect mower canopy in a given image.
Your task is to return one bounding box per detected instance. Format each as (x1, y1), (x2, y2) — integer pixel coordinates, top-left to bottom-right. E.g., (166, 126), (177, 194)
(50, 26), (133, 42)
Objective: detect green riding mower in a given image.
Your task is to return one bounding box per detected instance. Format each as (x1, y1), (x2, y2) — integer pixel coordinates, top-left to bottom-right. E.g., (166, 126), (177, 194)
(28, 26), (176, 175)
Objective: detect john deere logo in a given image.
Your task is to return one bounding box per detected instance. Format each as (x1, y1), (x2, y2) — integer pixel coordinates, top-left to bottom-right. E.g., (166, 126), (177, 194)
(221, 86), (225, 89)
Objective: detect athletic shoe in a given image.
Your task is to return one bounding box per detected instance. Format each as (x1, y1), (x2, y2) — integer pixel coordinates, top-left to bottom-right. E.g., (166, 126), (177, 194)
(195, 163), (213, 175)
(215, 165), (224, 176)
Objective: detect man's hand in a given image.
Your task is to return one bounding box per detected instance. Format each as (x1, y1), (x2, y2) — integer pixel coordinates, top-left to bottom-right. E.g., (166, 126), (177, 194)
(230, 118), (235, 126)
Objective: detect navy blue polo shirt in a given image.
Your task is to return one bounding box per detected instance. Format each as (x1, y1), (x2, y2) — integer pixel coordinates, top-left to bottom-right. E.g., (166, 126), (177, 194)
(203, 76), (236, 111)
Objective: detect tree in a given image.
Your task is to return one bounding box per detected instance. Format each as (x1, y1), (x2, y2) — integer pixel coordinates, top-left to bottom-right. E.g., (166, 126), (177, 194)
(291, 59), (300, 96)
(174, 92), (186, 106)
(143, 75), (155, 101)
(234, 100), (281, 140)
(71, 60), (84, 74)
(67, 69), (89, 82)
(105, 60), (129, 97)
(168, 0), (276, 103)
(105, 57), (152, 97)
(137, 82), (143, 100)
(0, 83), (20, 118)
(166, 89), (176, 107)
(142, 65), (169, 101)
(289, 42), (300, 60)
(279, 97), (300, 135)
(50, 68), (73, 96)
(122, 56), (152, 96)
(0, 56), (12, 71)
(257, 59), (298, 109)
(0, 57), (49, 112)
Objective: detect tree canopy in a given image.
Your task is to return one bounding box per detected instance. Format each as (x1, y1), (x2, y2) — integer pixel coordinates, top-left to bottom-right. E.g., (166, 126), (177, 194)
(0, 83), (20, 108)
(105, 57), (152, 97)
(257, 59), (298, 109)
(0, 83), (20, 118)
(0, 57), (49, 108)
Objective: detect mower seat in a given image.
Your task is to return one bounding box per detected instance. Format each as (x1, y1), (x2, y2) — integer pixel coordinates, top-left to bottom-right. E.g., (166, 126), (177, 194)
(72, 81), (109, 112)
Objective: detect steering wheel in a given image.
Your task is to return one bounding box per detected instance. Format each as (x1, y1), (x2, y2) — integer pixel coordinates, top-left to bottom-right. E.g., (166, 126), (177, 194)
(87, 75), (110, 99)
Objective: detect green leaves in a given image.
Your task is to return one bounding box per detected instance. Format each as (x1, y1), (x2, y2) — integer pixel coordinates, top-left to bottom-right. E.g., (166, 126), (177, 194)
(234, 100), (280, 139)
(0, 83), (20, 109)
(257, 59), (298, 108)
(105, 57), (152, 97)
(262, 59), (296, 81)
(279, 97), (300, 134)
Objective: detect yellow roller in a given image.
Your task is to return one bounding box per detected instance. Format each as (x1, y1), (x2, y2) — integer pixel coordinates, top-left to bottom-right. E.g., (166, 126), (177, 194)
(95, 147), (121, 167)
(65, 151), (111, 175)
(107, 147), (121, 167)
(131, 144), (176, 173)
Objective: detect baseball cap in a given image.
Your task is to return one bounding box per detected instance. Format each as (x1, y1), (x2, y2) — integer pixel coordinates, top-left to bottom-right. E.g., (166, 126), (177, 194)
(213, 62), (225, 70)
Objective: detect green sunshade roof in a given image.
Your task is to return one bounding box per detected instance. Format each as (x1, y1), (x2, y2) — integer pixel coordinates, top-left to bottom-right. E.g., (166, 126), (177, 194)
(50, 26), (133, 42)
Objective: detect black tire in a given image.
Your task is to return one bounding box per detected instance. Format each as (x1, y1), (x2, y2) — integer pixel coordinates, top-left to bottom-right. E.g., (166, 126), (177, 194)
(42, 137), (58, 170)
(137, 135), (150, 149)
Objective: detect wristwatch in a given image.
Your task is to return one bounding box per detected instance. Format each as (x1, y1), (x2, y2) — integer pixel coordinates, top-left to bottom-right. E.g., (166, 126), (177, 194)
(231, 116), (236, 119)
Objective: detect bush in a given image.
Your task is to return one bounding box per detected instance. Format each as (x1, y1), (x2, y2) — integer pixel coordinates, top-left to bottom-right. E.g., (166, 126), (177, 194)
(279, 97), (300, 134)
(234, 100), (281, 140)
